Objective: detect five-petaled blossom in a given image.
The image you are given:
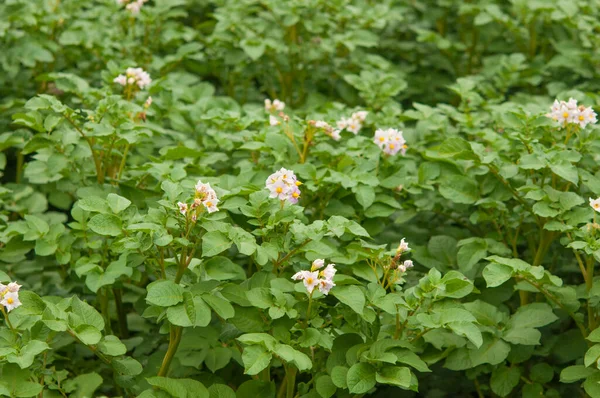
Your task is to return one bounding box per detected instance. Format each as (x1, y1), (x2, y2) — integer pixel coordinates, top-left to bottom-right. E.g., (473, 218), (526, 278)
(114, 67), (152, 89)
(265, 99), (285, 113)
(546, 98), (597, 129)
(292, 259), (337, 295)
(335, 111), (368, 135)
(590, 198), (600, 213)
(0, 282), (22, 312)
(265, 168), (302, 204)
(374, 128), (407, 156)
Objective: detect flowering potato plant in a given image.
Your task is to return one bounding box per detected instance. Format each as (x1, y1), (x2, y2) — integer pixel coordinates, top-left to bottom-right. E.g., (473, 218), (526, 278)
(4, 0), (600, 397)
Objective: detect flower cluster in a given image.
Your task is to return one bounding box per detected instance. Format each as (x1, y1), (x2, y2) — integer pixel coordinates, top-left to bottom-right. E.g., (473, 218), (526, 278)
(177, 180), (220, 221)
(116, 0), (148, 15)
(374, 128), (407, 156)
(546, 98), (597, 128)
(265, 99), (285, 113)
(0, 282), (22, 312)
(265, 168), (302, 204)
(311, 120), (341, 141)
(336, 111), (368, 135)
(114, 67), (152, 90)
(393, 238), (413, 272)
(292, 259), (337, 295)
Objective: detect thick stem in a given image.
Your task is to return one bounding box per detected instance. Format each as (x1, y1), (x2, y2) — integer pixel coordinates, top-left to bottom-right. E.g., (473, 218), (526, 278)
(285, 365), (297, 398)
(157, 326), (183, 377)
(112, 288), (129, 339)
(100, 288), (112, 335)
(15, 150), (24, 184)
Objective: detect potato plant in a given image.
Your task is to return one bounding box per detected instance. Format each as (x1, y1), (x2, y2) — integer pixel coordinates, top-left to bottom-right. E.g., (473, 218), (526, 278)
(2, 0), (600, 397)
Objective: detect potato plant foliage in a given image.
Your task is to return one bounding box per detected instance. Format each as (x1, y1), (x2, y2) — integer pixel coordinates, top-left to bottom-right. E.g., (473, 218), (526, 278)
(3, 0), (600, 397)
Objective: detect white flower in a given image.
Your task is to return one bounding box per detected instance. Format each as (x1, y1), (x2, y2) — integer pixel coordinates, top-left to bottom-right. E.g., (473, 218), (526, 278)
(547, 98), (597, 129)
(265, 98), (285, 112)
(346, 118), (362, 134)
(302, 271), (320, 294)
(0, 284), (6, 295)
(203, 198), (220, 213)
(177, 202), (188, 215)
(352, 111), (368, 122)
(321, 263), (337, 281)
(191, 180), (220, 214)
(269, 115), (280, 126)
(113, 75), (127, 86)
(1, 292), (21, 312)
(115, 67), (151, 90)
(311, 259), (325, 271)
(265, 168), (301, 204)
(590, 198), (600, 213)
(314, 121), (330, 129)
(144, 96), (152, 108)
(318, 278), (335, 295)
(397, 238), (409, 253)
(374, 128), (407, 156)
(336, 118), (350, 130)
(292, 270), (310, 280)
(330, 129), (341, 141)
(7, 282), (21, 293)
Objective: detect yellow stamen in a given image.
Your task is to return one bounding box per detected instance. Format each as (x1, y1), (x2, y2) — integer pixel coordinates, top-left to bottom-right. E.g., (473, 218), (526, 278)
(276, 187), (283, 193)
(206, 201), (212, 207)
(389, 144), (395, 149)
(379, 137), (385, 142)
(402, 144), (408, 149)
(579, 115), (585, 121)
(563, 112), (569, 118)
(306, 278), (313, 284)
(292, 192), (299, 198)
(7, 298), (13, 304)
(295, 181), (302, 186)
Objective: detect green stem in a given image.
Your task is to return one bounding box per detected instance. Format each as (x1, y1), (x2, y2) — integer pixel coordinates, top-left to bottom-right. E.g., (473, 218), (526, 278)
(157, 325), (183, 377)
(305, 292), (313, 328)
(1, 307), (15, 331)
(285, 365), (297, 398)
(100, 288), (112, 335)
(117, 143), (130, 182)
(15, 150), (24, 184)
(112, 288), (129, 339)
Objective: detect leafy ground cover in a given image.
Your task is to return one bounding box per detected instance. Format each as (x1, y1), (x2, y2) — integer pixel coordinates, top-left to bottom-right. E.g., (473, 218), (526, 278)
(2, 0), (600, 397)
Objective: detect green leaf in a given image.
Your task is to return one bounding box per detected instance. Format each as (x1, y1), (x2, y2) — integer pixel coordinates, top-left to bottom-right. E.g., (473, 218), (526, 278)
(208, 384), (236, 398)
(439, 175), (479, 204)
(202, 294), (235, 319)
(331, 366), (348, 389)
(202, 231), (233, 257)
(77, 197), (110, 213)
(332, 285), (365, 314)
(560, 365), (597, 383)
(107, 193), (131, 214)
(88, 214), (122, 236)
(98, 335), (127, 356)
(7, 340), (50, 369)
(490, 365), (521, 397)
(203, 256), (246, 281)
(242, 345), (272, 375)
(113, 357), (143, 376)
(147, 377), (209, 398)
(235, 380), (275, 398)
(375, 366), (411, 388)
(146, 280), (184, 307)
(272, 343), (312, 371)
(240, 39), (266, 60)
(316, 375), (336, 398)
(70, 297), (105, 330)
(354, 185), (375, 209)
(65, 372), (103, 398)
(346, 363), (376, 394)
(508, 303), (558, 329)
(74, 325), (102, 345)
(482, 262), (513, 287)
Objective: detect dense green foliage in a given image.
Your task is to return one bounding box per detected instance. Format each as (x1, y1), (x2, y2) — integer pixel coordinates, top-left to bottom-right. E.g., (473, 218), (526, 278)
(2, 0), (600, 397)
